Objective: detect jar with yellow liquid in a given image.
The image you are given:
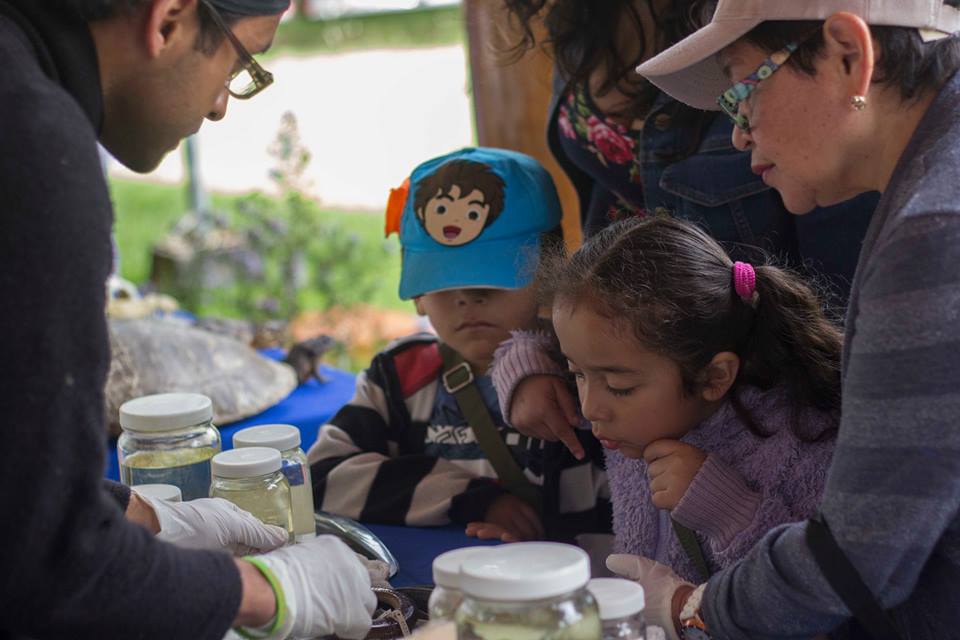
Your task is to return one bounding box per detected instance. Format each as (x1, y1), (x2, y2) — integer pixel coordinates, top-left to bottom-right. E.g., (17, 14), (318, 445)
(118, 393), (220, 501)
(232, 424), (316, 543)
(210, 447), (295, 542)
(456, 542), (601, 640)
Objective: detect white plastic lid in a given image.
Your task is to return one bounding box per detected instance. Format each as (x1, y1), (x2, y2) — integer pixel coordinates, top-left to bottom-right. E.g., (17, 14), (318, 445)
(232, 424), (301, 452)
(587, 578), (645, 620)
(211, 447), (282, 479)
(132, 484), (183, 503)
(459, 542), (591, 602)
(119, 393), (213, 432)
(432, 546), (496, 589)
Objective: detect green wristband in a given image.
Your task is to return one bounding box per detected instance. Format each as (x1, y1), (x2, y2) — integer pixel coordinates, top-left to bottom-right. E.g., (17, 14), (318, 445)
(235, 557), (288, 639)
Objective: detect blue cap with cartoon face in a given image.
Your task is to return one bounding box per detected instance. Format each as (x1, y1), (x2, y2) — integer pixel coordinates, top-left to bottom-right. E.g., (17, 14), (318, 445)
(389, 147), (562, 300)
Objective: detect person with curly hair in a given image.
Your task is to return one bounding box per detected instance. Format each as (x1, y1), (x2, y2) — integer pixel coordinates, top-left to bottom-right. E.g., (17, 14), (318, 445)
(497, 0), (878, 461)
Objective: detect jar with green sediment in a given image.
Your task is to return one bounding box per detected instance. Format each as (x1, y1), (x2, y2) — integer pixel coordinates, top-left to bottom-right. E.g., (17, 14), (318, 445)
(118, 393), (220, 501)
(210, 447), (295, 542)
(456, 542), (602, 640)
(232, 424), (316, 543)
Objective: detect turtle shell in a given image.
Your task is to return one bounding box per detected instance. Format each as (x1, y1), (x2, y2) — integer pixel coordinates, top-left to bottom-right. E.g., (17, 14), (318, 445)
(105, 318), (297, 436)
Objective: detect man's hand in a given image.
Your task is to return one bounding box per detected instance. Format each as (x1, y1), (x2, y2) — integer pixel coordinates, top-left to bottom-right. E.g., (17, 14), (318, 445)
(241, 536), (376, 640)
(125, 490), (161, 534)
(135, 493), (288, 555)
(643, 440), (707, 510)
(465, 493), (544, 542)
(510, 375), (584, 459)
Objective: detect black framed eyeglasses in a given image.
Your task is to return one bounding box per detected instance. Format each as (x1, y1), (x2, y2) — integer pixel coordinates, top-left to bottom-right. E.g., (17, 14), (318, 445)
(200, 0), (274, 100)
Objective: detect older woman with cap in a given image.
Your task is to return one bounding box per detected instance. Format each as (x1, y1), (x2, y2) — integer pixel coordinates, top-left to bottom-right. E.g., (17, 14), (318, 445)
(601, 1), (960, 639)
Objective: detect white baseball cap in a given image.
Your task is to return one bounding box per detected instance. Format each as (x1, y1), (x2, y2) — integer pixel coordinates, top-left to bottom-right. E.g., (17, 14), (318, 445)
(637, 0), (960, 110)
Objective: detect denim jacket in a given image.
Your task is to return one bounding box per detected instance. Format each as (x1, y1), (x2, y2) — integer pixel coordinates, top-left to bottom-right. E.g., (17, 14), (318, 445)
(547, 71), (878, 305)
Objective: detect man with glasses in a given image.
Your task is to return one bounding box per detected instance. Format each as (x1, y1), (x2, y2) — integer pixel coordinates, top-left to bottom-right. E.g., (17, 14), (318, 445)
(0, 1), (375, 638)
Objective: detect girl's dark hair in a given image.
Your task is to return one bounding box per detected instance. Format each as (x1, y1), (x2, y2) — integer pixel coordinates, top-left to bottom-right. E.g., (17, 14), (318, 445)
(744, 1), (960, 103)
(540, 216), (841, 440)
(502, 0), (713, 133)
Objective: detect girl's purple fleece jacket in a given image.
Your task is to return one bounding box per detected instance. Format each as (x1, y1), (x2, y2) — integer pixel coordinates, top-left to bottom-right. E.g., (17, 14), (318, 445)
(491, 330), (837, 582)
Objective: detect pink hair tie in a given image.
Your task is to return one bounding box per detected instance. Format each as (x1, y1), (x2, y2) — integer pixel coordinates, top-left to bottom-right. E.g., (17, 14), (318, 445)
(733, 261), (756, 301)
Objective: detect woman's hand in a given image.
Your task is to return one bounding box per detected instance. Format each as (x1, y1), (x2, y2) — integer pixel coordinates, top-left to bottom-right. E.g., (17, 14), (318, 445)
(607, 554), (695, 640)
(510, 375), (584, 459)
(644, 440), (707, 510)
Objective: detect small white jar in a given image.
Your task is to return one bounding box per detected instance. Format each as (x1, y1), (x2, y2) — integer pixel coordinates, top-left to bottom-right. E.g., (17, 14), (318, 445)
(428, 546), (495, 623)
(132, 483), (183, 503)
(210, 447), (294, 542)
(232, 424), (316, 542)
(118, 393), (220, 501)
(587, 578), (646, 640)
(456, 542), (602, 640)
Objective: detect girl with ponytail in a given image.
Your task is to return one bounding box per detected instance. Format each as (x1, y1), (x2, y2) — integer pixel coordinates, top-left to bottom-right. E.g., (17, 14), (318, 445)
(485, 216), (839, 581)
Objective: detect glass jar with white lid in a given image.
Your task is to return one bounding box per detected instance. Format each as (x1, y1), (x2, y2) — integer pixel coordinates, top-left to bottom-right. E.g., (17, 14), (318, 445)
(587, 578), (646, 640)
(232, 424), (316, 542)
(117, 393), (220, 501)
(210, 446), (294, 542)
(131, 483), (183, 503)
(428, 546), (495, 623)
(455, 542), (602, 640)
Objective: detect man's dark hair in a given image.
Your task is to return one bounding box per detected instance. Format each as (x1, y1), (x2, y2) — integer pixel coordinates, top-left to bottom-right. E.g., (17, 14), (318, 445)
(51, 0), (240, 54)
(745, 0), (960, 103)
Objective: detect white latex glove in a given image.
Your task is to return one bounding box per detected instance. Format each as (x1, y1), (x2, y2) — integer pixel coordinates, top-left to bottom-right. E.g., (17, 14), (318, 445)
(245, 535), (377, 640)
(355, 552), (392, 588)
(141, 494), (288, 555)
(606, 554), (693, 640)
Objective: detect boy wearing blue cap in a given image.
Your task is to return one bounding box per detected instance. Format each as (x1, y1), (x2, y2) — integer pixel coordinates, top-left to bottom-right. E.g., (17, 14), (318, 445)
(307, 148), (611, 543)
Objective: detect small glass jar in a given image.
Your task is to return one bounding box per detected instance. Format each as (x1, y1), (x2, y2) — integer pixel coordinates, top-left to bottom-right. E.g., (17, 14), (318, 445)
(118, 393), (220, 501)
(587, 579), (646, 640)
(132, 483), (183, 503)
(232, 424), (316, 543)
(456, 542), (602, 640)
(428, 547), (494, 623)
(210, 447), (295, 542)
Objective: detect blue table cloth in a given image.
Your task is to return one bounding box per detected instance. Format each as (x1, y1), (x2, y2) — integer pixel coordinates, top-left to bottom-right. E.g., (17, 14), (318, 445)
(367, 524), (500, 587)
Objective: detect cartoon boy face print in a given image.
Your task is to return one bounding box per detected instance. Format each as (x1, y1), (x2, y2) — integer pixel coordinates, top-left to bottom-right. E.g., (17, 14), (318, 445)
(421, 185), (490, 245)
(414, 159), (505, 247)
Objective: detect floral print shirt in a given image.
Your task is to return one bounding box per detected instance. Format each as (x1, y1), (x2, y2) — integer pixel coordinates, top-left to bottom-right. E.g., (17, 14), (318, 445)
(557, 84), (646, 231)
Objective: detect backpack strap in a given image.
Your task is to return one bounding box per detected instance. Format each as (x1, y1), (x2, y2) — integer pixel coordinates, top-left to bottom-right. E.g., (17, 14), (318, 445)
(438, 343), (541, 510)
(806, 514), (904, 640)
(671, 518), (712, 582)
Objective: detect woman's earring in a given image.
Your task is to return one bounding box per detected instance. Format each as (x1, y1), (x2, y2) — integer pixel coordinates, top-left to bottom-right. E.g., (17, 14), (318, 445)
(851, 95), (867, 111)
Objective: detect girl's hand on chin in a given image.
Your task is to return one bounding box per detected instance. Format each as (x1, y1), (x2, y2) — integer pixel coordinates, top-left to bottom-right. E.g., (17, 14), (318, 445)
(643, 440), (707, 510)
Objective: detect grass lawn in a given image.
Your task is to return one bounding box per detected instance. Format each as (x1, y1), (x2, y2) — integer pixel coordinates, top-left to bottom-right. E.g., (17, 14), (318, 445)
(271, 6), (465, 56)
(109, 177), (407, 313)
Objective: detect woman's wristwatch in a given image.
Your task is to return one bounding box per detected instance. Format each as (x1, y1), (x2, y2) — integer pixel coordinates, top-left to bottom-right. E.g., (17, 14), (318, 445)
(679, 584), (712, 640)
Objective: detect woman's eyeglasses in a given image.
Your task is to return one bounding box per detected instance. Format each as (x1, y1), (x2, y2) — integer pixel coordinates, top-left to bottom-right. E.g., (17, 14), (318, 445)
(716, 42), (799, 132)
